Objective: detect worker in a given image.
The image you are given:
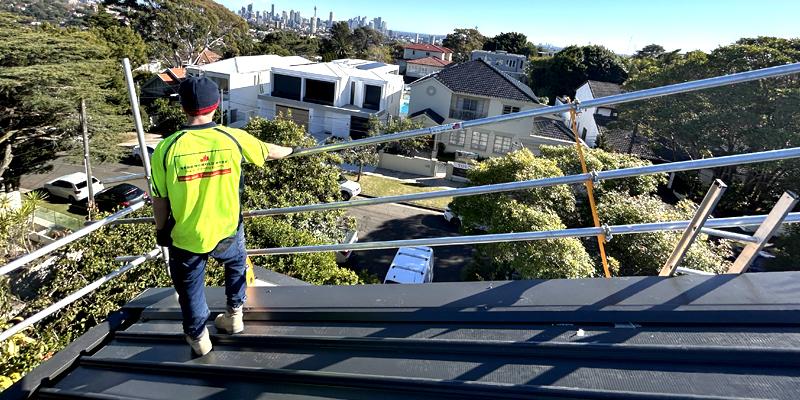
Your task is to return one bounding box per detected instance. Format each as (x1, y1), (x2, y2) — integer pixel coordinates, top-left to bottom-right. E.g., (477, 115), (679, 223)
(150, 77), (296, 356)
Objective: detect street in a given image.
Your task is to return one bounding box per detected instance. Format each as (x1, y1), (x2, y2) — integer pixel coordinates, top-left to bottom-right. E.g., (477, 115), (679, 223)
(21, 155), (474, 282)
(20, 156), (150, 195)
(344, 202), (473, 282)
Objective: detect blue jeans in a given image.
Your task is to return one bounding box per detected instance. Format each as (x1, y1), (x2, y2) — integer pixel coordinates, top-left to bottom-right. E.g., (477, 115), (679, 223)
(169, 222), (248, 338)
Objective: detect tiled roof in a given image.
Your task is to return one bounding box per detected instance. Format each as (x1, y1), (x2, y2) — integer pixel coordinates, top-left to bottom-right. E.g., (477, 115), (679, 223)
(413, 59), (539, 103)
(406, 57), (455, 68)
(533, 118), (575, 142)
(192, 49), (222, 65)
(167, 68), (186, 79)
(586, 80), (623, 100)
(10, 272), (800, 400)
(157, 72), (181, 91)
(596, 115), (691, 162)
(408, 108), (445, 124)
(404, 43), (453, 53)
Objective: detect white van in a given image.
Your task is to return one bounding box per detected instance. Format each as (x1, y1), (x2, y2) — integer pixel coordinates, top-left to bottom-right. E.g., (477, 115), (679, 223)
(384, 246), (434, 284)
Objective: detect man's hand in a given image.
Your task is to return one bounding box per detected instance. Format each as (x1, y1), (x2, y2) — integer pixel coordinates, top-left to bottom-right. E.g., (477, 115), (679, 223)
(267, 144), (295, 160)
(156, 216), (175, 247)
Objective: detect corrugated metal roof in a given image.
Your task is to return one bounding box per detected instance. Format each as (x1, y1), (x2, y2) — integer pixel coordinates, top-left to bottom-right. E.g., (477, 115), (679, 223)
(6, 272), (800, 399)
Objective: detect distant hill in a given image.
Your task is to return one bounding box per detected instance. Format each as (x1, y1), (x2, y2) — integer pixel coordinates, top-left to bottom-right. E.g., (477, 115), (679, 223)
(1, 0), (95, 26)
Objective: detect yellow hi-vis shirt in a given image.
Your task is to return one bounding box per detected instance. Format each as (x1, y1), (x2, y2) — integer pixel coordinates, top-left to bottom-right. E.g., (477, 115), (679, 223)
(150, 122), (270, 254)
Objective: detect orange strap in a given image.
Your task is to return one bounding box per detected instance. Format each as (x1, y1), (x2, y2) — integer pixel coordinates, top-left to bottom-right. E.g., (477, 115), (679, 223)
(569, 101), (611, 278)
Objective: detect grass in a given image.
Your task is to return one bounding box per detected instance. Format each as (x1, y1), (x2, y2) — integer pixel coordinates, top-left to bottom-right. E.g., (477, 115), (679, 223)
(343, 172), (453, 209)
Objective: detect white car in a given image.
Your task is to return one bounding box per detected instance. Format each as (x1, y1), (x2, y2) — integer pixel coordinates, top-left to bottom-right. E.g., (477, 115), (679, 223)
(43, 172), (104, 203)
(384, 246), (434, 284)
(338, 174), (361, 200)
(335, 229), (359, 263)
(443, 204), (462, 227)
(131, 144), (156, 163)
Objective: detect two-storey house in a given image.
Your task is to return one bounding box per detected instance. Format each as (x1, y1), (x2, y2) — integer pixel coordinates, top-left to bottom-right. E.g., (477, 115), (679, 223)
(555, 80), (623, 147)
(470, 50), (527, 83)
(408, 59), (575, 158)
(185, 55), (313, 128)
(397, 43), (453, 75)
(258, 59), (404, 139)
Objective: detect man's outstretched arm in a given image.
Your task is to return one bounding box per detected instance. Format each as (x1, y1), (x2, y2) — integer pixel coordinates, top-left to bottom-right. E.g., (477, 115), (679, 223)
(152, 197), (170, 230)
(266, 144), (295, 160)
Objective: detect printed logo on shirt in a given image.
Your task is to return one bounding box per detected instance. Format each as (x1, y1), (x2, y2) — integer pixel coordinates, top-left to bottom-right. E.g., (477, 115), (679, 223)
(174, 149), (233, 182)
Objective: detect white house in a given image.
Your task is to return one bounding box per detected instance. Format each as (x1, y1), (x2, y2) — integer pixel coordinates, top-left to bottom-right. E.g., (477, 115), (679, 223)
(258, 59), (404, 139)
(397, 43), (453, 75)
(408, 59), (575, 158)
(402, 43), (453, 61)
(404, 57), (455, 82)
(470, 50), (527, 83)
(556, 80), (623, 147)
(185, 55), (313, 128)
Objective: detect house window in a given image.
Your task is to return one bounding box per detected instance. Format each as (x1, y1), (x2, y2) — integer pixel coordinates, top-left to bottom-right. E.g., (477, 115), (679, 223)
(426, 52), (430, 56)
(412, 50), (416, 55)
(495, 59), (503, 66)
(502, 105), (520, 115)
(581, 127), (588, 141)
(350, 81), (356, 105)
(363, 84), (381, 110)
(449, 130), (466, 146)
(450, 97), (485, 121)
(493, 135), (512, 153)
(420, 67), (428, 74)
(470, 131), (489, 151)
(303, 79), (335, 106)
(272, 74), (301, 100)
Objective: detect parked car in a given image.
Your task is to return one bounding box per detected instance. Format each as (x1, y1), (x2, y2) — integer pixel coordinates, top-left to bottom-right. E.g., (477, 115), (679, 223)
(43, 173), (104, 203)
(443, 204), (462, 227)
(132, 144), (156, 163)
(335, 229), (359, 263)
(95, 183), (149, 211)
(338, 174), (361, 200)
(384, 246), (434, 284)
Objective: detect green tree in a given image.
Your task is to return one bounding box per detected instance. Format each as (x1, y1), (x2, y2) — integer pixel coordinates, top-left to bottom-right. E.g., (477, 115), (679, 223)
(108, 0), (248, 67)
(368, 116), (428, 156)
(150, 98), (185, 136)
(483, 32), (534, 56)
(327, 21), (354, 58)
(597, 192), (732, 276)
(260, 31), (320, 59)
(328, 133), (380, 182)
(529, 45), (628, 103)
(0, 13), (129, 190)
(442, 28), (485, 63)
(615, 38), (800, 214)
(352, 26), (383, 58)
(633, 44), (666, 59)
(765, 224), (800, 272)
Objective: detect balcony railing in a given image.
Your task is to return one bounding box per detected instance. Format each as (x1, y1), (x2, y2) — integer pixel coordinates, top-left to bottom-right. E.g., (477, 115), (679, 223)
(449, 108), (482, 121)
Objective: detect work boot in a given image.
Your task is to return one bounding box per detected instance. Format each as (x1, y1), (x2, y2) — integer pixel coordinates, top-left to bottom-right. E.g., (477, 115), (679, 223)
(214, 305), (244, 334)
(186, 327), (212, 356)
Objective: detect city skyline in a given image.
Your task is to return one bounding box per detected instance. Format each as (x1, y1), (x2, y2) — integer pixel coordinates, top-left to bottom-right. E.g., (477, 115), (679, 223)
(221, 0), (800, 55)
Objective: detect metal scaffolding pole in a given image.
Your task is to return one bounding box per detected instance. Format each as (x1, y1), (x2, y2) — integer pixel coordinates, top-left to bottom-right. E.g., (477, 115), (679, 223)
(0, 202), (146, 276)
(107, 145), (800, 226)
(291, 62), (800, 158)
(245, 212), (800, 256)
(0, 248), (161, 344)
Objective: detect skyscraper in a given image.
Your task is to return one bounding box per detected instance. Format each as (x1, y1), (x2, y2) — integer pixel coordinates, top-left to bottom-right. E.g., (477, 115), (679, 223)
(271, 4), (275, 19)
(247, 3), (253, 13)
(329, 11), (333, 25)
(289, 10), (295, 27)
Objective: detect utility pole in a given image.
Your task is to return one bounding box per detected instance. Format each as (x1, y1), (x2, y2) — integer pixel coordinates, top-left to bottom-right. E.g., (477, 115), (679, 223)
(81, 99), (95, 217)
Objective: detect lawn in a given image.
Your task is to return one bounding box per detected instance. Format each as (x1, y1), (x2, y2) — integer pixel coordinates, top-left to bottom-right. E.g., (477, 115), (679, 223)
(343, 173), (453, 209)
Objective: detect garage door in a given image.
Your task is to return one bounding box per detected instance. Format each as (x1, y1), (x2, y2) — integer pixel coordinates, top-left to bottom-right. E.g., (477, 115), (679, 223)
(276, 105), (309, 131)
(350, 116), (370, 140)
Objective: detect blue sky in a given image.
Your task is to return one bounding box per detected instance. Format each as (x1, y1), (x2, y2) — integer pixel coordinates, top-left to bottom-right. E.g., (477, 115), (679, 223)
(221, 0), (800, 55)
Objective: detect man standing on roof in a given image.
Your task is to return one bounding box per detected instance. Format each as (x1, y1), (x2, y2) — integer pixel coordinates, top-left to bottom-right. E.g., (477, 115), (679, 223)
(151, 77), (296, 356)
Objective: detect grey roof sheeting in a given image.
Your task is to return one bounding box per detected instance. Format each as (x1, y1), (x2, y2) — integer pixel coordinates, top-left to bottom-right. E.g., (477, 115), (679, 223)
(414, 59), (540, 104)
(586, 80), (624, 100)
(533, 118), (575, 142)
(408, 108), (446, 125)
(595, 115), (693, 162)
(6, 271), (800, 400)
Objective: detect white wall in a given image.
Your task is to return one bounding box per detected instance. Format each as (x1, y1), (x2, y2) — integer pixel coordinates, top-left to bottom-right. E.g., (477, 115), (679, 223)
(573, 83), (600, 147)
(378, 153), (436, 177)
(330, 112), (350, 139)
